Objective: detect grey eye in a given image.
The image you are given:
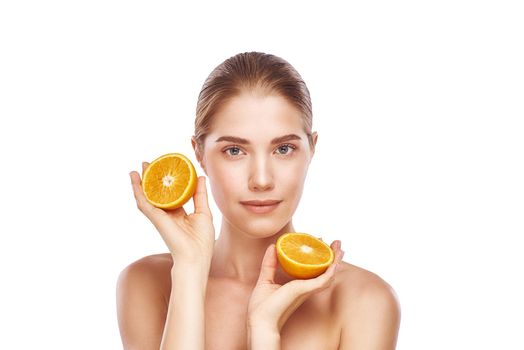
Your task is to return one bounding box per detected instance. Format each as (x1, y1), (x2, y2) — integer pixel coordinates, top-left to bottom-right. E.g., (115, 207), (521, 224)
(277, 145), (293, 154)
(227, 147), (241, 156)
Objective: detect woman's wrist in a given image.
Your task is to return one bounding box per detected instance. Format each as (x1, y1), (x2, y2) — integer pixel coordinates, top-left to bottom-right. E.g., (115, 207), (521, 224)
(247, 324), (281, 350)
(171, 260), (211, 291)
(172, 255), (212, 273)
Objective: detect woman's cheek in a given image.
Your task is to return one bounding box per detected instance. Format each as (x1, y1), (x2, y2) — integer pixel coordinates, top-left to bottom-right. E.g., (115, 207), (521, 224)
(209, 160), (244, 204)
(282, 160), (308, 201)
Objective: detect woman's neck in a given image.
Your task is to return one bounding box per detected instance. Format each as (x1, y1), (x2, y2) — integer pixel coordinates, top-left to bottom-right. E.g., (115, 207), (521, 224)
(209, 218), (295, 286)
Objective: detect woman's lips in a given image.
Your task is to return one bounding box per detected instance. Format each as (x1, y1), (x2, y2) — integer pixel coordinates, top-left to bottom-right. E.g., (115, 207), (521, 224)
(240, 200), (282, 214)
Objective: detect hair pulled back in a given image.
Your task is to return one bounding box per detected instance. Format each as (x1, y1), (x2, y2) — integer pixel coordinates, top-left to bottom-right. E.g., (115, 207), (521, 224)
(194, 52), (313, 151)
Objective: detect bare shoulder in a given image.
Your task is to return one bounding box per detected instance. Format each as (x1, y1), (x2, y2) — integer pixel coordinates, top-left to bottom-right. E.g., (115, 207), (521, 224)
(118, 253), (173, 296)
(334, 262), (399, 306)
(333, 262), (401, 349)
(121, 252), (174, 272)
(116, 253), (173, 349)
(118, 253), (173, 281)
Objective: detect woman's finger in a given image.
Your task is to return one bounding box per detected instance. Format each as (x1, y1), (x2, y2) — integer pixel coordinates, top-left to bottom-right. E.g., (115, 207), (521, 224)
(329, 240), (345, 268)
(142, 161), (150, 176)
(332, 240), (344, 260)
(256, 244), (278, 285)
(130, 170), (182, 243)
(193, 176), (212, 216)
(322, 244), (344, 277)
(130, 171), (157, 218)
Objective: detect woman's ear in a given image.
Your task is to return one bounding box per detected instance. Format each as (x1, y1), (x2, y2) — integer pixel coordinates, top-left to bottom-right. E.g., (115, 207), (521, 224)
(310, 131), (318, 158)
(191, 136), (207, 174)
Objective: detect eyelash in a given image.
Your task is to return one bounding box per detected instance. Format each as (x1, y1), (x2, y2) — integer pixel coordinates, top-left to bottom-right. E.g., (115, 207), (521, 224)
(223, 143), (297, 157)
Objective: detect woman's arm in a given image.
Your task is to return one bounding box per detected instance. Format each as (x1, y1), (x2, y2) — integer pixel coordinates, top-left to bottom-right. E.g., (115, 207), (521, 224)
(122, 162), (215, 349)
(161, 261), (211, 350)
(247, 324), (281, 350)
(116, 257), (211, 350)
(117, 257), (169, 350)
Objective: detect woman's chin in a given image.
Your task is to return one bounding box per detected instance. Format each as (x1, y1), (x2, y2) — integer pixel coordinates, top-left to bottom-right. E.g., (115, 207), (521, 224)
(221, 204), (295, 238)
(240, 219), (292, 239)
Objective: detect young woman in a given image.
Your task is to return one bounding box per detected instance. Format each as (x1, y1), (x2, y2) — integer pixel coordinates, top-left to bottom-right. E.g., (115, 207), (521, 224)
(118, 52), (401, 349)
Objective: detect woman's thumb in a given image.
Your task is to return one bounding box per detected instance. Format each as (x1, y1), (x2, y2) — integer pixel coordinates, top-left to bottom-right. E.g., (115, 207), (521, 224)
(256, 244), (278, 284)
(193, 176), (212, 216)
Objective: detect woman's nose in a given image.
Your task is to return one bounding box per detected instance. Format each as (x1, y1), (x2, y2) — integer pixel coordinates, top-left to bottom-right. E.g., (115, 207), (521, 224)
(248, 155), (274, 192)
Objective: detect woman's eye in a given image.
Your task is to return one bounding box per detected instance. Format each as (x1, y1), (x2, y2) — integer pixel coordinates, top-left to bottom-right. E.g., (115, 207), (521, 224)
(225, 147), (243, 156)
(276, 144), (296, 155)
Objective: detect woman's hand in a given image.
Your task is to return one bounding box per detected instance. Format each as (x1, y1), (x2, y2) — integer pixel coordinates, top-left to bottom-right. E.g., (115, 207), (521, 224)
(129, 161), (215, 265)
(247, 240), (345, 333)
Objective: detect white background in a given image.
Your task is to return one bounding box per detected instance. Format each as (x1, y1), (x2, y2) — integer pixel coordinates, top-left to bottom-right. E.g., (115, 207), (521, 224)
(1, 1), (523, 349)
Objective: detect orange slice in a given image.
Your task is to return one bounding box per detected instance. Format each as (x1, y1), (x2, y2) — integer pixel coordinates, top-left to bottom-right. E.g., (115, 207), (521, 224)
(276, 232), (334, 279)
(141, 153), (197, 209)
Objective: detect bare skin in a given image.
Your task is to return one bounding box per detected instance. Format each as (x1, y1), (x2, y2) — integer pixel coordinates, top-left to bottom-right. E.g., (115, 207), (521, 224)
(117, 252), (400, 349)
(117, 93), (401, 349)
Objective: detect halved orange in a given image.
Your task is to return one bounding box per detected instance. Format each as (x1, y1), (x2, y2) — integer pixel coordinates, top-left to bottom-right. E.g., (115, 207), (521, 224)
(276, 232), (334, 279)
(141, 153), (197, 209)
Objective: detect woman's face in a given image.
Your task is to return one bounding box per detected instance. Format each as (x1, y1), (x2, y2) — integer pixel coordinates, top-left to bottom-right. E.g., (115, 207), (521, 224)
(196, 92), (317, 238)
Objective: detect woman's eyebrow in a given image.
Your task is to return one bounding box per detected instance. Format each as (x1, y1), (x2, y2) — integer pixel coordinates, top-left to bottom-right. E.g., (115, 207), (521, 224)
(215, 134), (302, 145)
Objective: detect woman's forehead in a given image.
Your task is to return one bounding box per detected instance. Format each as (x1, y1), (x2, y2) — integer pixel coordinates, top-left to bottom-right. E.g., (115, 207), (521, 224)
(208, 93), (306, 139)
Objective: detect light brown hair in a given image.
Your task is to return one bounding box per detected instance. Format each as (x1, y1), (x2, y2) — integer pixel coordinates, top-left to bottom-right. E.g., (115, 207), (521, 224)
(194, 52), (313, 152)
